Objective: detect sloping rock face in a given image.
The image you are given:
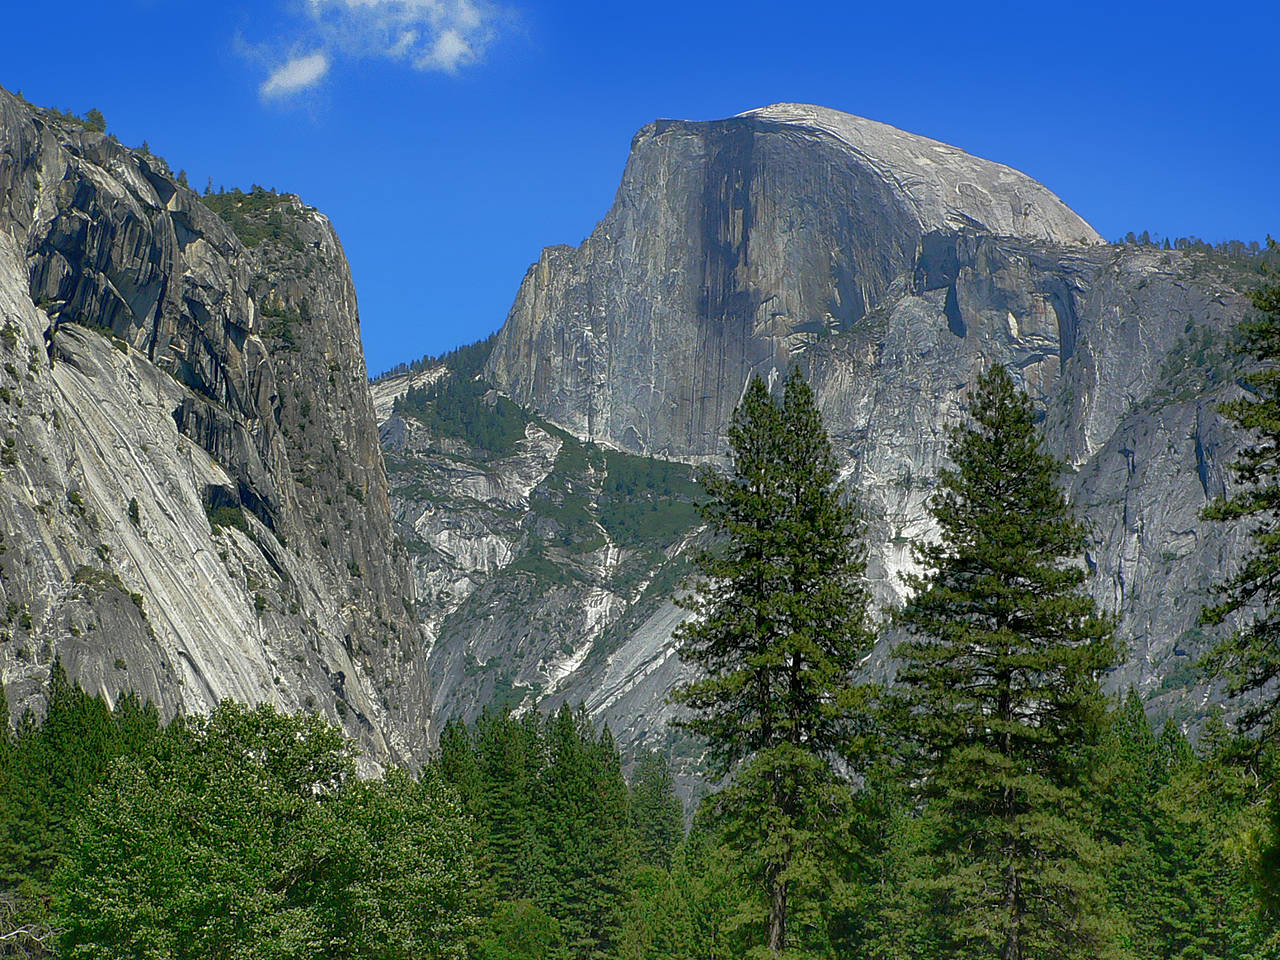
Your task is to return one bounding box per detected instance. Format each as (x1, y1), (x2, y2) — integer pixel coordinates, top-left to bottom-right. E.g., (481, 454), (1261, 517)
(473, 104), (1259, 752)
(373, 381), (700, 770)
(0, 88), (426, 765)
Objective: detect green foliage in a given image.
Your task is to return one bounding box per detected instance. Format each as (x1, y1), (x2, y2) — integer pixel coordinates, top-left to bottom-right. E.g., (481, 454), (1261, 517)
(597, 452), (701, 548)
(434, 705), (668, 960)
(672, 369), (877, 955)
(1201, 244), (1280, 737)
(0, 663), (162, 956)
(1200, 240), (1280, 925)
(1089, 696), (1278, 959)
(260, 298), (303, 347)
(52, 701), (478, 959)
(207, 503), (249, 533)
(371, 333), (496, 384)
(395, 369), (530, 455)
(127, 496), (140, 527)
(201, 186), (307, 249)
(0, 672), (479, 958)
(1148, 322), (1245, 405)
(630, 750), (684, 870)
(477, 899), (562, 960)
(892, 364), (1121, 960)
(38, 105), (106, 133)
(617, 833), (750, 960)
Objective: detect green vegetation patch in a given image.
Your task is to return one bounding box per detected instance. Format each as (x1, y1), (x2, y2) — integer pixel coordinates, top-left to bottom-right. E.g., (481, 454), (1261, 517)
(597, 451), (701, 549)
(394, 369), (529, 456)
(1147, 323), (1244, 406)
(371, 332), (496, 384)
(206, 504), (249, 533)
(201, 186), (308, 249)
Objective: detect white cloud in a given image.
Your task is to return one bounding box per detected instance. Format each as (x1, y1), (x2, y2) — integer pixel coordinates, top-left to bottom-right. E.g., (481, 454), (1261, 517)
(249, 0), (509, 101)
(260, 50), (331, 99)
(417, 28), (473, 72)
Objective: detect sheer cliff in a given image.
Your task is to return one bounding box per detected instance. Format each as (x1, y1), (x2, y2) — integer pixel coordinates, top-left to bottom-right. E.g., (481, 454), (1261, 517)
(0, 89), (426, 764)
(399, 105), (1262, 760)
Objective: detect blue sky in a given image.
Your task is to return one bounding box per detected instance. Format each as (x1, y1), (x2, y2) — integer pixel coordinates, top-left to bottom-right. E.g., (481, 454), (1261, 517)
(2, 1), (1276, 374)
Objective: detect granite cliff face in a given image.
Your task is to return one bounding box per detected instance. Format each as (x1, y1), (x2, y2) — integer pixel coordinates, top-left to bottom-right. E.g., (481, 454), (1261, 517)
(486, 103), (1099, 460)
(397, 105), (1262, 759)
(372, 365), (700, 765)
(0, 87), (1256, 777)
(0, 88), (426, 764)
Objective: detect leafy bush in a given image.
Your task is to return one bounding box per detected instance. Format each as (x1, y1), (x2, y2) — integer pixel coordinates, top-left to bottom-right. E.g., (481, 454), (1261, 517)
(206, 504), (248, 533)
(51, 701), (479, 959)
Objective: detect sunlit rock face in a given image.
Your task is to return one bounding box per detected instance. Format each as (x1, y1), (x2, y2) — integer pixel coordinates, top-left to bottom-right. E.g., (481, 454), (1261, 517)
(486, 104), (1100, 460)
(0, 87), (428, 768)
(461, 105), (1255, 762)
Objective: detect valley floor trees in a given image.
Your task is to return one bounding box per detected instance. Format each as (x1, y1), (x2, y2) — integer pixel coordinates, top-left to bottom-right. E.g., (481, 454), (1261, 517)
(671, 370), (877, 957)
(893, 365), (1120, 960)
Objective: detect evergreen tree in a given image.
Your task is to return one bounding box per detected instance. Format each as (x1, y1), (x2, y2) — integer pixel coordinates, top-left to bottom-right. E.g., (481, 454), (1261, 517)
(672, 369), (876, 956)
(629, 749), (684, 870)
(1152, 718), (1279, 958)
(1201, 244), (1280, 737)
(0, 681), (11, 770)
(476, 709), (544, 904)
(537, 705), (634, 959)
(894, 364), (1119, 960)
(1198, 247), (1280, 917)
(0, 659), (139, 892)
(618, 828), (751, 960)
(1092, 690), (1166, 958)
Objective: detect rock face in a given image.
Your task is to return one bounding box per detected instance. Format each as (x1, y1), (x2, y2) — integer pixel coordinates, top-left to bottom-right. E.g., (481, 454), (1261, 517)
(0, 88), (427, 765)
(452, 105), (1260, 757)
(486, 104), (1100, 460)
(374, 379), (701, 772)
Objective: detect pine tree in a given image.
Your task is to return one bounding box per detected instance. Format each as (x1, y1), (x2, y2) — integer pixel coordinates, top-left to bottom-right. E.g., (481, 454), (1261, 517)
(629, 749), (684, 869)
(537, 705), (634, 960)
(1091, 691), (1187, 959)
(1197, 248), (1280, 918)
(894, 364), (1119, 960)
(672, 369), (875, 956)
(1201, 244), (1280, 737)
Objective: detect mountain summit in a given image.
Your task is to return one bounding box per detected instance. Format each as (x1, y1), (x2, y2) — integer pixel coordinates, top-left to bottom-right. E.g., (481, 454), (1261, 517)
(739, 103), (1101, 245)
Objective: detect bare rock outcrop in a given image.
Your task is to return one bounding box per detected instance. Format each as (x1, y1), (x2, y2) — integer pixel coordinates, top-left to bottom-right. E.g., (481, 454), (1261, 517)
(0, 88), (427, 765)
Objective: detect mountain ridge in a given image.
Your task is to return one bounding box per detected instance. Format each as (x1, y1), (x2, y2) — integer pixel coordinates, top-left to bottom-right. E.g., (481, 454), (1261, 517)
(392, 107), (1263, 767)
(0, 87), (428, 767)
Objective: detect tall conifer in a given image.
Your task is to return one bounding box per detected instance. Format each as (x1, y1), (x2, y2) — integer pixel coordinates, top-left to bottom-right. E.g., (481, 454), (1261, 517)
(629, 749), (684, 870)
(894, 364), (1119, 960)
(672, 369), (875, 956)
(1201, 248), (1280, 736)
(1198, 247), (1280, 914)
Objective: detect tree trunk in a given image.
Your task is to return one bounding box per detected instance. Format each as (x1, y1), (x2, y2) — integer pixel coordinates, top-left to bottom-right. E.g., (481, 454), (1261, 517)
(768, 873), (787, 954)
(1002, 862), (1021, 960)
